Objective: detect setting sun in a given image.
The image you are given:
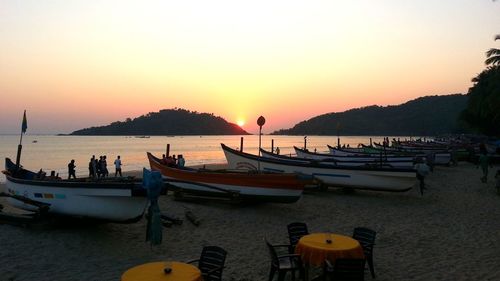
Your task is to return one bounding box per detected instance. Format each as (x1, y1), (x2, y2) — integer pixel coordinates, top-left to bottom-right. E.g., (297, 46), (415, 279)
(236, 119), (246, 127)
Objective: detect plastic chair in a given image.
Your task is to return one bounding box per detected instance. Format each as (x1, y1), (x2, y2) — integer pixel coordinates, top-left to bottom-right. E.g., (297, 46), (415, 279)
(265, 238), (305, 281)
(187, 246), (227, 281)
(287, 222), (309, 248)
(352, 227), (376, 278)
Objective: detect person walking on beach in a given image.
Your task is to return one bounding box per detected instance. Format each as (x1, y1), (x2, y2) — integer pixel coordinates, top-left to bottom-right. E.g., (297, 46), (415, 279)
(68, 159), (76, 179)
(478, 151), (491, 183)
(89, 155), (96, 178)
(414, 157), (430, 195)
(114, 155), (122, 177)
(102, 155), (109, 177)
(97, 156), (103, 178)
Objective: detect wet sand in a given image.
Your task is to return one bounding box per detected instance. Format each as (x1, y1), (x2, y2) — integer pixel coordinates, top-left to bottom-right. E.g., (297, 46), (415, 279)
(1, 163), (500, 281)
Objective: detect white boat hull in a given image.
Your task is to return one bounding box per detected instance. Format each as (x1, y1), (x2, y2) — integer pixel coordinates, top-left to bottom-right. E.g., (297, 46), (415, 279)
(4, 179), (148, 222)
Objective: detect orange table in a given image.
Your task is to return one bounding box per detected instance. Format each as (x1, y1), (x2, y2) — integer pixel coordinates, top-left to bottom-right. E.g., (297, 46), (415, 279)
(295, 233), (364, 267)
(121, 261), (202, 281)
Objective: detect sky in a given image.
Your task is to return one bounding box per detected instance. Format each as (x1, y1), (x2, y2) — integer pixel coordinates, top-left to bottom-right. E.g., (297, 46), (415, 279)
(1, 0), (499, 134)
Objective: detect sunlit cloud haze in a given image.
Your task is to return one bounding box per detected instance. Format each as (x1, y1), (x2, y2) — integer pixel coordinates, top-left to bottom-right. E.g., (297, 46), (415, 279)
(1, 0), (499, 134)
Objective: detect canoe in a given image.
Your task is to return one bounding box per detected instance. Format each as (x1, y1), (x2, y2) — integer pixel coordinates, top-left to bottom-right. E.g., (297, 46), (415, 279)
(2, 158), (155, 223)
(222, 144), (417, 192)
(147, 152), (309, 203)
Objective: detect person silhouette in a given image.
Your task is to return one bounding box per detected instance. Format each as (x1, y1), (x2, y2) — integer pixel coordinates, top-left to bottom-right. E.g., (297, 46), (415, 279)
(68, 159), (76, 179)
(114, 155), (122, 177)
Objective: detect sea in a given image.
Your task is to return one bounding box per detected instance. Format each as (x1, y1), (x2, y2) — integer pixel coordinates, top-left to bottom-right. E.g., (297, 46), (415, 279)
(0, 134), (404, 183)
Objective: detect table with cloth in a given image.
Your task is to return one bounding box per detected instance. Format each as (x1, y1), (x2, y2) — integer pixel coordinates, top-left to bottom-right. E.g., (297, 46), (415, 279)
(121, 261), (202, 281)
(295, 233), (365, 267)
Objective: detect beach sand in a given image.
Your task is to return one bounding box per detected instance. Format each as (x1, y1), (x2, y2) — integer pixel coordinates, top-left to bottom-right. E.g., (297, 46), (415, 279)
(1, 163), (500, 281)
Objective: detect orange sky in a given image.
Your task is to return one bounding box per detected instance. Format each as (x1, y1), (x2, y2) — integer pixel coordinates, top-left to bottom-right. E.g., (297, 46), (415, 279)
(1, 1), (499, 134)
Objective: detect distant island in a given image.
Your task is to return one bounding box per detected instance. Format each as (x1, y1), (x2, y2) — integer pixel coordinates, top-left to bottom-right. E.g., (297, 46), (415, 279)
(70, 108), (249, 135)
(271, 94), (468, 136)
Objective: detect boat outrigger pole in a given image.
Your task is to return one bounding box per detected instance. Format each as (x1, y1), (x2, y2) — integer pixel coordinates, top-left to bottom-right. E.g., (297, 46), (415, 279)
(15, 110), (27, 169)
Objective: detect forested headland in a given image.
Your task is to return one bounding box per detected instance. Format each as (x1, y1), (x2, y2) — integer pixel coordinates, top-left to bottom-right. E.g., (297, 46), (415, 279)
(272, 94), (468, 136)
(71, 108), (249, 135)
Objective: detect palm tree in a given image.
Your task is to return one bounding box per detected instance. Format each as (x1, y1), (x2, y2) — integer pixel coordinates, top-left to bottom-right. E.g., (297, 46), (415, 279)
(485, 35), (500, 66)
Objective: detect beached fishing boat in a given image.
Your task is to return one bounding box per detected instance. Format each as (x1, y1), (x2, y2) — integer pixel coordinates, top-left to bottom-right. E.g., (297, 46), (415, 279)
(2, 158), (155, 223)
(222, 144), (417, 192)
(259, 147), (407, 168)
(327, 145), (406, 157)
(369, 143), (452, 165)
(147, 152), (309, 203)
(293, 146), (414, 168)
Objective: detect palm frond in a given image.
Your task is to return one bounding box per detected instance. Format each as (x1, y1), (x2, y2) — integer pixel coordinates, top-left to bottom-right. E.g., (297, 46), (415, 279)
(486, 48), (500, 57)
(485, 48), (500, 67)
(485, 55), (500, 66)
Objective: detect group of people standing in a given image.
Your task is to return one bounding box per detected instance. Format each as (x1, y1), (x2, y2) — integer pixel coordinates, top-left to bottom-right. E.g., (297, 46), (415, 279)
(87, 155), (122, 178)
(161, 154), (185, 167)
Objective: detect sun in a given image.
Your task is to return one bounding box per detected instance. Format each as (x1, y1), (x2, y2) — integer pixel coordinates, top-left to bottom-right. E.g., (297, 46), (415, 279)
(236, 119), (245, 127)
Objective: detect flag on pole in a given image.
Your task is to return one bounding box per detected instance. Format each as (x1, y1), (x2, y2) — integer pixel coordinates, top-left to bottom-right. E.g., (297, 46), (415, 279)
(21, 110), (27, 133)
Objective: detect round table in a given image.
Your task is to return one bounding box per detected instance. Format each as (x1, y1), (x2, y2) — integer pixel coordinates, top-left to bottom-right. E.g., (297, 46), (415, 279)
(295, 233), (364, 267)
(121, 261), (202, 281)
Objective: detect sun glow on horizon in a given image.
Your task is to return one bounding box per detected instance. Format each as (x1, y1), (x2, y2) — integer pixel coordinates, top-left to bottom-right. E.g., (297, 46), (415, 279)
(236, 119), (246, 127)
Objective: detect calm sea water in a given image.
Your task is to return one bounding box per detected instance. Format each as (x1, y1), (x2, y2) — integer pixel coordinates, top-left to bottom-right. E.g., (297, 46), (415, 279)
(0, 135), (401, 182)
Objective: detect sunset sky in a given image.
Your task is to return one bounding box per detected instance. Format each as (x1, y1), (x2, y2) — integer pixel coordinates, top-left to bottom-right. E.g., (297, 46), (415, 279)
(1, 0), (499, 134)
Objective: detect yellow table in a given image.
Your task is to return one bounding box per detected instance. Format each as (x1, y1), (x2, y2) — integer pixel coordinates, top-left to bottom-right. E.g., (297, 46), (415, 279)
(295, 233), (364, 267)
(121, 261), (202, 281)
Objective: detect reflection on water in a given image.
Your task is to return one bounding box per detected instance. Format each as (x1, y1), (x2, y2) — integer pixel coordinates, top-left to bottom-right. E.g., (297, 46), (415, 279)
(0, 134), (403, 182)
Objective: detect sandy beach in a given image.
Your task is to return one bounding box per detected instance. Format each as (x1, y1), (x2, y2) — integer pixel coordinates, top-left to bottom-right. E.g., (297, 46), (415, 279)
(1, 162), (500, 281)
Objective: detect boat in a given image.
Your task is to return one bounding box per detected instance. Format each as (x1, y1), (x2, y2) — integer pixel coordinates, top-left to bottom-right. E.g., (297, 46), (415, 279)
(369, 143), (452, 165)
(327, 145), (407, 157)
(2, 158), (159, 223)
(293, 147), (414, 168)
(147, 152), (309, 203)
(260, 148), (400, 168)
(222, 144), (417, 192)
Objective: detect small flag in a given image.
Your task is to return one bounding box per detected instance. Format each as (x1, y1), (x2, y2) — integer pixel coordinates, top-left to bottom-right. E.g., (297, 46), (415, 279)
(21, 110), (27, 133)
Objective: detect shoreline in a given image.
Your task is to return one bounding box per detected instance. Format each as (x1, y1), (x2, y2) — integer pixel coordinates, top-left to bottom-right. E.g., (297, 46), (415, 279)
(1, 163), (500, 280)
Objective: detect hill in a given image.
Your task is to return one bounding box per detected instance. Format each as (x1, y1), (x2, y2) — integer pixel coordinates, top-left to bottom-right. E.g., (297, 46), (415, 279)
(272, 94), (468, 136)
(70, 108), (249, 135)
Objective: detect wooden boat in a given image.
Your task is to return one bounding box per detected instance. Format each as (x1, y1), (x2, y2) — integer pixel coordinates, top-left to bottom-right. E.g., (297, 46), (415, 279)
(2, 158), (157, 223)
(327, 145), (406, 157)
(222, 144), (417, 192)
(260, 148), (402, 168)
(293, 147), (414, 168)
(147, 152), (309, 203)
(370, 143), (452, 165)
